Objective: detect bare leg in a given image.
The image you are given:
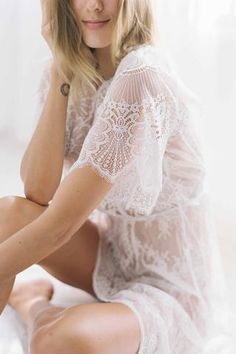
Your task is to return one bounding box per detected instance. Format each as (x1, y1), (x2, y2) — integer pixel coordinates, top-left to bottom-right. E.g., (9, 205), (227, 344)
(8, 280), (141, 354)
(0, 196), (47, 314)
(0, 278), (15, 314)
(8, 279), (63, 340)
(0, 195), (99, 315)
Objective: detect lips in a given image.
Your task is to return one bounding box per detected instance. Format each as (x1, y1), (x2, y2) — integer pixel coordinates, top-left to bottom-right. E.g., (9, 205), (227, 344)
(82, 19), (110, 29)
(83, 19), (110, 23)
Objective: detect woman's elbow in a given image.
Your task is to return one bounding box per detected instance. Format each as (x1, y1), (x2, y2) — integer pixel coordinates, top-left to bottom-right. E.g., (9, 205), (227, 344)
(24, 186), (51, 206)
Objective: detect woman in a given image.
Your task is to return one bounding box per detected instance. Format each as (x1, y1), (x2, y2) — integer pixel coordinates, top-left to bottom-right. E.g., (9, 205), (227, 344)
(0, 0), (231, 353)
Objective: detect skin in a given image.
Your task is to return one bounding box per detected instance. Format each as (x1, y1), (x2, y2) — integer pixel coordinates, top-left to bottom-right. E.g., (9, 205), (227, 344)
(0, 1), (141, 353)
(73, 0), (118, 80)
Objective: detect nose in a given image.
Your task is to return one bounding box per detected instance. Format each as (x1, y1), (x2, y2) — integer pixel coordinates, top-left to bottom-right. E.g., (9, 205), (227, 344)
(87, 0), (103, 12)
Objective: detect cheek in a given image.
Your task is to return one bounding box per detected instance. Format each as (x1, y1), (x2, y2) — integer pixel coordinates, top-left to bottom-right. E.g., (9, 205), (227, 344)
(108, 0), (119, 18)
(72, 0), (83, 14)
(71, 2), (84, 24)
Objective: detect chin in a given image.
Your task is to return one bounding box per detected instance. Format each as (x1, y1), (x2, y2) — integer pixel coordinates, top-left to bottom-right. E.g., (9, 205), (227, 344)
(83, 36), (111, 49)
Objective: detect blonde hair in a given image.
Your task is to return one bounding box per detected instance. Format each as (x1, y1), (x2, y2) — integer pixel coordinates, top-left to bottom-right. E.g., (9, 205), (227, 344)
(47, 0), (159, 108)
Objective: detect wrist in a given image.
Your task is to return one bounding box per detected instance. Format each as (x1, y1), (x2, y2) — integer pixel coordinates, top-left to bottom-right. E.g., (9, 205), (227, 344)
(60, 83), (70, 97)
(50, 66), (70, 97)
(50, 62), (72, 83)
(50, 65), (64, 84)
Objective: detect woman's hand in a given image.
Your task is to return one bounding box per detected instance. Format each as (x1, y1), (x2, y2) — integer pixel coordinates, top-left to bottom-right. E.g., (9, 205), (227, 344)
(40, 0), (53, 52)
(40, 0), (73, 82)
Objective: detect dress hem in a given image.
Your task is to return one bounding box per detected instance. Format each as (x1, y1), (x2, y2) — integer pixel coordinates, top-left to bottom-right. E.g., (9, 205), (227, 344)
(91, 223), (146, 354)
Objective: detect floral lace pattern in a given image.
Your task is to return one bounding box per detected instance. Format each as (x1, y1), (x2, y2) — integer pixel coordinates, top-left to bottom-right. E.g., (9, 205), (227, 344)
(35, 45), (231, 353)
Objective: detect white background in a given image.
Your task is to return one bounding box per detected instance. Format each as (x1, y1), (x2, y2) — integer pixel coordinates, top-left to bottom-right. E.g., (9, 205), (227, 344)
(0, 0), (235, 210)
(0, 1), (235, 353)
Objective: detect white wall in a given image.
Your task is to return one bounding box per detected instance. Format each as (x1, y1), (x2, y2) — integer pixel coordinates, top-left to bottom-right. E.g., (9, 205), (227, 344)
(2, 0), (235, 210)
(155, 0), (236, 212)
(0, 0), (49, 141)
(0, 0), (235, 351)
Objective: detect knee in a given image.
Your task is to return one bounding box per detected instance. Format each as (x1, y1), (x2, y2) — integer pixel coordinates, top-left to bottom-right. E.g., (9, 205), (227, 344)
(0, 196), (26, 241)
(0, 195), (25, 225)
(0, 195), (46, 242)
(0, 195), (22, 210)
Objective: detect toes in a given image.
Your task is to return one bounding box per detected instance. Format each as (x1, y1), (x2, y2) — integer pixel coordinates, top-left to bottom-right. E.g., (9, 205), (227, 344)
(9, 278), (54, 302)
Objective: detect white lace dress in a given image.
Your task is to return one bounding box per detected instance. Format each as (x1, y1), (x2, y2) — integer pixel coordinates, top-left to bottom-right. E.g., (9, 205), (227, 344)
(34, 45), (231, 354)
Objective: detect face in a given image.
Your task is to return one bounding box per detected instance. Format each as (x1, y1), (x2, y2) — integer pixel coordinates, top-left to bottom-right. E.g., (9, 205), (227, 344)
(72, 0), (119, 49)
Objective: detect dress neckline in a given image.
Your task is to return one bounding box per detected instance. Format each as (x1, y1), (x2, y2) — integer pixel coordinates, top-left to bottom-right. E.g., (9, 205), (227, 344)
(96, 44), (154, 91)
(96, 76), (113, 92)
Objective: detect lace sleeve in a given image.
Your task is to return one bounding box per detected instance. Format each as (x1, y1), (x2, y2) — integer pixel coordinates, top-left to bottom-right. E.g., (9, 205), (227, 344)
(67, 64), (178, 185)
(33, 58), (71, 158)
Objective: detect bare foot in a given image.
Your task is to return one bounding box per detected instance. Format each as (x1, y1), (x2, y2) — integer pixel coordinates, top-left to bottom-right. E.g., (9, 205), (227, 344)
(8, 279), (54, 323)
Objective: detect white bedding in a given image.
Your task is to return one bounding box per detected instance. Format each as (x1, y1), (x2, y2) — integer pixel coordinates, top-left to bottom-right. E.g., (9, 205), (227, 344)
(0, 265), (98, 354)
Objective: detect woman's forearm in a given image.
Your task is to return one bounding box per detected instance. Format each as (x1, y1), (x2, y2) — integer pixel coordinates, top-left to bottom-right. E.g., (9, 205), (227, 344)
(20, 65), (70, 206)
(0, 207), (70, 282)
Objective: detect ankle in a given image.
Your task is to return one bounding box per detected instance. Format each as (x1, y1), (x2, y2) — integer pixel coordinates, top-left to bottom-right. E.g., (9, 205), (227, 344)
(29, 304), (63, 338)
(29, 298), (52, 321)
(27, 299), (53, 335)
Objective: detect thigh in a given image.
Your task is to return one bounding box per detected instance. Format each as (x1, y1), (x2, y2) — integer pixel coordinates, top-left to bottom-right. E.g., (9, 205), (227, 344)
(38, 219), (99, 297)
(0, 196), (99, 298)
(32, 302), (141, 354)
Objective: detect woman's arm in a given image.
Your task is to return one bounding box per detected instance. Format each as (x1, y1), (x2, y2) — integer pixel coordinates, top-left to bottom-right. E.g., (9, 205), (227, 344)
(20, 64), (70, 206)
(0, 164), (113, 282)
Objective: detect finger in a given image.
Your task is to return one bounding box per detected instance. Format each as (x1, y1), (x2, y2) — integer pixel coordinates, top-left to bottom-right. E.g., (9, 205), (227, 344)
(40, 0), (50, 27)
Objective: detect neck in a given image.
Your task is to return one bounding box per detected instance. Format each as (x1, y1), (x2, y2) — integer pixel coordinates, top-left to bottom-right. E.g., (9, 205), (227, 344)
(94, 46), (115, 80)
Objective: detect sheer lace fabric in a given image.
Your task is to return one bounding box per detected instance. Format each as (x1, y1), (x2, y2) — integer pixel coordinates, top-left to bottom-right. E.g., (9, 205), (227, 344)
(35, 45), (231, 353)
